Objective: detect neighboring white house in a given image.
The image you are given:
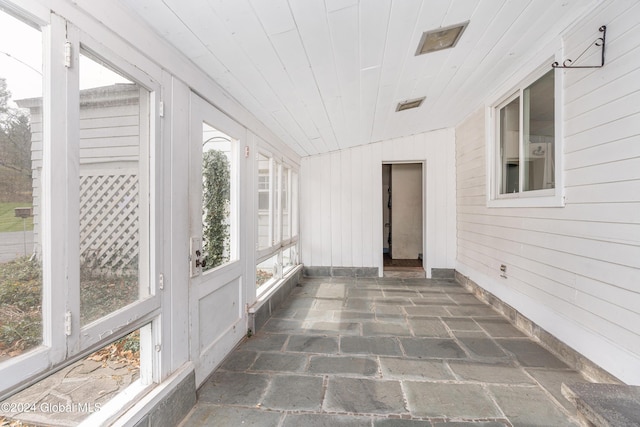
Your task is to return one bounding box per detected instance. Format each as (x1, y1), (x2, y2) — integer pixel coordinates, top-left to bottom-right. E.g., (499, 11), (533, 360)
(17, 84), (142, 271)
(0, 0), (638, 425)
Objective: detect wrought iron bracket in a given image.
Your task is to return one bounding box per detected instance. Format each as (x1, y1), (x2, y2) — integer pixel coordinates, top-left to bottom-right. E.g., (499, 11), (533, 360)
(552, 25), (606, 69)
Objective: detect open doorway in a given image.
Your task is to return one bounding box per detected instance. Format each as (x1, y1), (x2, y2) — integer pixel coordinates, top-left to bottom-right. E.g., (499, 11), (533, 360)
(382, 163), (424, 276)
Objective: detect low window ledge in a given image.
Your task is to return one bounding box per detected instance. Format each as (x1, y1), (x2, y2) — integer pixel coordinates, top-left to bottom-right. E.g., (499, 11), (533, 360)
(487, 192), (565, 208)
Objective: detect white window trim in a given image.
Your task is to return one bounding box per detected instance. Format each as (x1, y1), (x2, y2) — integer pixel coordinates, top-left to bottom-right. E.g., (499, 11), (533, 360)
(486, 59), (565, 208)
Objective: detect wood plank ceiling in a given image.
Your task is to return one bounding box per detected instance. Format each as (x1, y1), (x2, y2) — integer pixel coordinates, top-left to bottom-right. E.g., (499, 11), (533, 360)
(119, 0), (595, 157)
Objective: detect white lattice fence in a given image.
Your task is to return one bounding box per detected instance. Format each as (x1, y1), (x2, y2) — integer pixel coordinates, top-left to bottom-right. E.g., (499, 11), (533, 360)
(79, 172), (139, 274)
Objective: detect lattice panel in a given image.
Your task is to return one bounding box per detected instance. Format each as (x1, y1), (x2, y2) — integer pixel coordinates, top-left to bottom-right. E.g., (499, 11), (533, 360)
(79, 173), (139, 273)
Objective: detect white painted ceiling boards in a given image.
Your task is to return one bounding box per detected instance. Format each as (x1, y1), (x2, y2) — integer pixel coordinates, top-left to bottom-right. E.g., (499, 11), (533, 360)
(119, 0), (595, 156)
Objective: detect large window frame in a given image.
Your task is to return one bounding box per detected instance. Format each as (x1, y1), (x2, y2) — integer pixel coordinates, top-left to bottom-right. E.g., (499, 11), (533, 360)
(487, 62), (564, 208)
(255, 149), (299, 296)
(0, 6), (162, 408)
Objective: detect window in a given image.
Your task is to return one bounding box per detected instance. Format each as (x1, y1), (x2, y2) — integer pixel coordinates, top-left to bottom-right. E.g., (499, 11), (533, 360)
(78, 51), (151, 325)
(257, 153), (271, 250)
(201, 122), (237, 271)
(0, 6), (43, 366)
(255, 151), (299, 293)
(490, 68), (563, 207)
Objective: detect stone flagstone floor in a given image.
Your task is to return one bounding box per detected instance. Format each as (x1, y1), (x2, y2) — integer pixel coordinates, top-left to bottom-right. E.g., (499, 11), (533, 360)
(181, 276), (589, 426)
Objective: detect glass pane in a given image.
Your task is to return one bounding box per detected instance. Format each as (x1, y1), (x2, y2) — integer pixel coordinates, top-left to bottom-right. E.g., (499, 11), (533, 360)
(1, 326), (145, 425)
(283, 245), (297, 274)
(79, 52), (149, 326)
(499, 97), (520, 194)
(256, 253), (278, 290)
(0, 10), (43, 360)
(282, 167), (290, 241)
(523, 70), (555, 191)
(291, 171), (298, 237)
(257, 153), (270, 250)
(202, 123), (236, 271)
(273, 162), (281, 245)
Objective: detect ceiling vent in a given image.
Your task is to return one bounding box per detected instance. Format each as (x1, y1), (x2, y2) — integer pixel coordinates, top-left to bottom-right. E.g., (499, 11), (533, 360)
(416, 21), (469, 55)
(396, 97), (425, 112)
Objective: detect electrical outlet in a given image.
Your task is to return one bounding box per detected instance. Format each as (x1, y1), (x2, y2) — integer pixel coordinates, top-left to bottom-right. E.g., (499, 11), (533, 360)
(500, 264), (507, 278)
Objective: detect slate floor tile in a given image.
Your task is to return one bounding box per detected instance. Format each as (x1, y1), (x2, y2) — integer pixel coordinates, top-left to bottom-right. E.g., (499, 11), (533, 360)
(405, 382), (501, 418)
(447, 361), (534, 384)
(325, 377), (406, 414)
(475, 318), (526, 338)
(404, 306), (451, 317)
(282, 414), (372, 427)
(261, 374), (324, 411)
(400, 338), (467, 359)
(198, 372), (269, 405)
(496, 340), (569, 369)
(363, 322), (412, 336)
(308, 355), (378, 376)
(407, 318), (450, 337)
(341, 336), (403, 356)
(379, 357), (453, 380)
(525, 367), (587, 412)
(219, 350), (257, 371)
(239, 333), (288, 351)
(250, 353), (307, 372)
(286, 335), (339, 354)
(489, 384), (579, 426)
(183, 405), (282, 427)
(442, 317), (482, 331)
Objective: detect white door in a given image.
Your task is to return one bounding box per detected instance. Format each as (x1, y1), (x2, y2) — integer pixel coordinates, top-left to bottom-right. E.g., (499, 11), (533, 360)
(189, 93), (247, 386)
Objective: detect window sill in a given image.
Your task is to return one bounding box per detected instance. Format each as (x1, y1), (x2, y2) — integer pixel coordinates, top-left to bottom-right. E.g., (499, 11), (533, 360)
(487, 192), (565, 208)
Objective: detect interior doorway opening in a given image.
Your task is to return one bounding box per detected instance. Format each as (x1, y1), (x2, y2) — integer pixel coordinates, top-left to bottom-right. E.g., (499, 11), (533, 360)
(382, 163), (424, 277)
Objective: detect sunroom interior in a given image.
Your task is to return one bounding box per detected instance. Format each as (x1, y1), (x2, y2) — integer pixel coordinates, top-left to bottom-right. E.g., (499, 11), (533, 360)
(0, 0), (638, 425)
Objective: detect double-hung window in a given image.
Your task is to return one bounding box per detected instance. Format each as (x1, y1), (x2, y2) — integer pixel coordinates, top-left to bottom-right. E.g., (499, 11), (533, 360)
(489, 67), (563, 207)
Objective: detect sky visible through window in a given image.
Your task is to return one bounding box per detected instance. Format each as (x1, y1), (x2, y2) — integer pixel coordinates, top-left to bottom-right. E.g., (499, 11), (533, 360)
(0, 9), (129, 107)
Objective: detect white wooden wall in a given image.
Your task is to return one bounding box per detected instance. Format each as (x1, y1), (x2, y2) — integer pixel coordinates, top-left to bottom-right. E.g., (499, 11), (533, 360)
(456, 0), (640, 385)
(301, 128), (457, 277)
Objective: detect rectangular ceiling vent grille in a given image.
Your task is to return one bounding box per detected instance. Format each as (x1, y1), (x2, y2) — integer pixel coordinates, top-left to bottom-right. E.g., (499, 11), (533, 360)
(416, 21), (469, 55)
(396, 97), (425, 112)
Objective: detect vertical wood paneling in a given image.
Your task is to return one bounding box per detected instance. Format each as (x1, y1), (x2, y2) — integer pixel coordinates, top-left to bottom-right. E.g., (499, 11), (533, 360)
(371, 142), (383, 269)
(454, 0), (640, 386)
(300, 128), (456, 275)
(351, 146), (364, 266)
(320, 154), (332, 266)
(340, 149), (353, 266)
(329, 151), (342, 266)
(361, 145), (373, 266)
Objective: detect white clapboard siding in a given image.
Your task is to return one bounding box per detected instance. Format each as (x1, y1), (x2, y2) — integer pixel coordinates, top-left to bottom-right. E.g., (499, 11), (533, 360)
(455, 1), (640, 385)
(300, 128), (456, 276)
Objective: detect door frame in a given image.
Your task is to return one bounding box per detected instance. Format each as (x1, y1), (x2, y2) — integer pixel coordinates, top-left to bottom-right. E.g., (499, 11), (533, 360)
(381, 161), (426, 271)
(188, 93), (248, 386)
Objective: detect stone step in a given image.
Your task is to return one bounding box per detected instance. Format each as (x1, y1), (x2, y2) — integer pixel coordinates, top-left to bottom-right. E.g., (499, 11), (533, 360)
(561, 382), (640, 427)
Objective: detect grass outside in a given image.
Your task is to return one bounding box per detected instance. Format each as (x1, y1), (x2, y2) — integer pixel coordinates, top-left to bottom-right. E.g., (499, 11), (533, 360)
(0, 203), (34, 233)
(0, 257), (140, 358)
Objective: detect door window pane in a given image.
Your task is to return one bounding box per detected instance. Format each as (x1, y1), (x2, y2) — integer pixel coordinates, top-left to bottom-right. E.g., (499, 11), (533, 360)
(499, 97), (519, 194)
(78, 52), (149, 325)
(0, 10), (43, 360)
(523, 70), (555, 191)
(202, 123), (236, 271)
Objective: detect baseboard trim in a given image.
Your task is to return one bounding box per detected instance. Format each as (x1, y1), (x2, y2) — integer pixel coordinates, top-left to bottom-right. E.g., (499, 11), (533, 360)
(454, 270), (622, 385)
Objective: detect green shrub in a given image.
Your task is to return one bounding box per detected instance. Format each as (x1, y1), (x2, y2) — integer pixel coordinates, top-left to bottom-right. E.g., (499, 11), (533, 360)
(202, 150), (230, 269)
